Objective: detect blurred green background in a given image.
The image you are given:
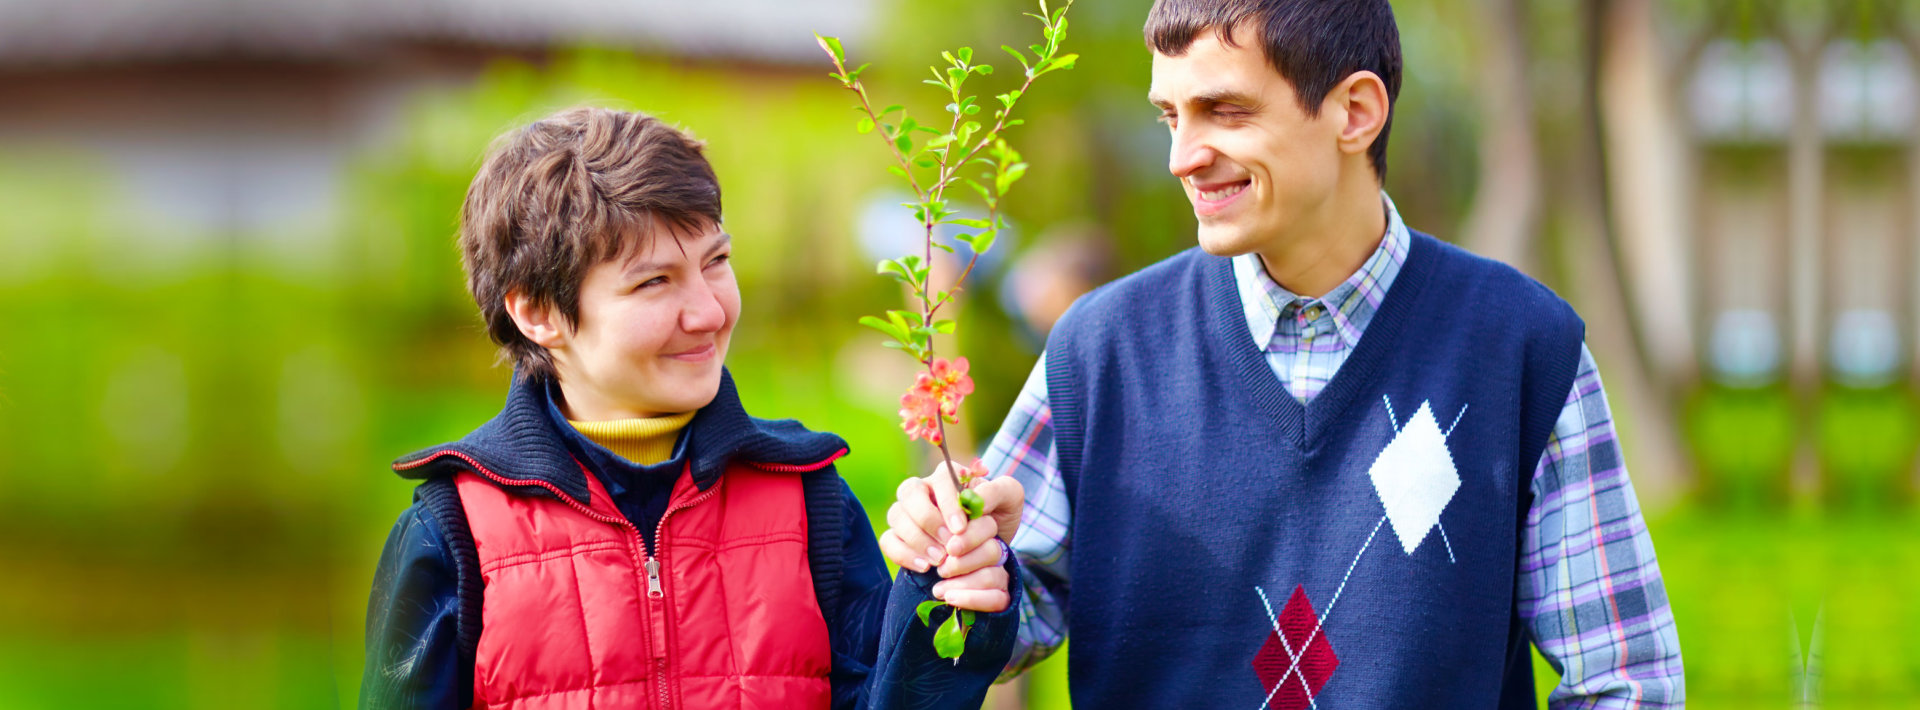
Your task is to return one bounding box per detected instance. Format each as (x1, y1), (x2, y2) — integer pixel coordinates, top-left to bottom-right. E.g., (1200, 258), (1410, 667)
(1, 0), (1917, 707)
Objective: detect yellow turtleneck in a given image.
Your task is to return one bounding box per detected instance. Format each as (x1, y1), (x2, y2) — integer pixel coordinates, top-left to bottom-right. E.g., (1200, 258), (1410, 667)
(568, 412), (695, 466)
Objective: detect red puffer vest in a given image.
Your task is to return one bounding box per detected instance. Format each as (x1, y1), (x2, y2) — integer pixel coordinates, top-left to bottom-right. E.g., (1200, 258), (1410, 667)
(453, 454), (839, 709)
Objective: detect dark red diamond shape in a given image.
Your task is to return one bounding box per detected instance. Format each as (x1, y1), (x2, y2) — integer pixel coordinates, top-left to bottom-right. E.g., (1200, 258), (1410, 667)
(1251, 585), (1338, 710)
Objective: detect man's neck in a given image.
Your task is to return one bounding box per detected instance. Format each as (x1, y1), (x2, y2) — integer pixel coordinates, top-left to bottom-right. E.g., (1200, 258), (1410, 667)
(1253, 179), (1388, 299)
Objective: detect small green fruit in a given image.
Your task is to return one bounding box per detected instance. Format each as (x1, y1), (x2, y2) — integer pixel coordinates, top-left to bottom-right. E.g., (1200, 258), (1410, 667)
(959, 488), (985, 518)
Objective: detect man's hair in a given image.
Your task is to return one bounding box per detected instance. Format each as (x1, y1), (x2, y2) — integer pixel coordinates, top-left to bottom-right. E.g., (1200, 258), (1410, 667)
(459, 106), (722, 381)
(1145, 0), (1402, 179)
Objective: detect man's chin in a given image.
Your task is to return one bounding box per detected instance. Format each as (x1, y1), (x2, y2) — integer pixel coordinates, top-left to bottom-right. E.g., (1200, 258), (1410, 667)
(1194, 223), (1257, 257)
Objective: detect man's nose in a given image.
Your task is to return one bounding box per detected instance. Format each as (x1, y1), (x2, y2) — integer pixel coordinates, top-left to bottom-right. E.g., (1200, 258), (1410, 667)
(1167, 123), (1215, 178)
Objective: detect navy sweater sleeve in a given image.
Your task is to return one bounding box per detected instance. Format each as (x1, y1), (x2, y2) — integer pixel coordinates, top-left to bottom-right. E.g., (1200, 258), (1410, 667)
(829, 480), (890, 709)
(360, 504), (466, 710)
(862, 525), (1024, 707)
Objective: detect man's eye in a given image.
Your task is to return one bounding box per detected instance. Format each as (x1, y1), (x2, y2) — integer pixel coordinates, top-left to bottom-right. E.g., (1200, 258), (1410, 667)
(708, 254), (731, 267)
(1156, 112), (1176, 125)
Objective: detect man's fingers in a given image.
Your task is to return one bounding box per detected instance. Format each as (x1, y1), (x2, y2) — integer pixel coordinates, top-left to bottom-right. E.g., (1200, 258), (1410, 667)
(931, 565), (1012, 613)
(877, 529), (930, 573)
(944, 515), (998, 559)
(885, 503), (946, 567)
(974, 475), (1024, 514)
(972, 475), (1025, 542)
(937, 534), (1005, 579)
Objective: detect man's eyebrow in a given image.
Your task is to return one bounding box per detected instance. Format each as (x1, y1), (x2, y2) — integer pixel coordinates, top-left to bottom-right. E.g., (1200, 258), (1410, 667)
(1192, 89), (1260, 108)
(1147, 89), (1260, 111)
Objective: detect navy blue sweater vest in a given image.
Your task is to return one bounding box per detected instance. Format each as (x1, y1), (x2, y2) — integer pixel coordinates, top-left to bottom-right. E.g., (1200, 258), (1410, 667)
(1044, 233), (1583, 709)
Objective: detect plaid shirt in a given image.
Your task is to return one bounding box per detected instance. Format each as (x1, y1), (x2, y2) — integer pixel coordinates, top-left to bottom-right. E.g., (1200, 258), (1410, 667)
(986, 195), (1683, 706)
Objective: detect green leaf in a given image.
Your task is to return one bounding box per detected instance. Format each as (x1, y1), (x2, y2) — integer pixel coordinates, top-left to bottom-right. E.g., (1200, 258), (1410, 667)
(886, 164), (908, 179)
(857, 117), (874, 134)
(995, 167), (1017, 195)
(964, 104), (982, 115)
(933, 609), (968, 659)
(895, 134), (913, 153)
(947, 67), (967, 85)
(876, 259), (910, 282)
(848, 62), (872, 82)
(922, 79), (948, 88)
(916, 600), (944, 627)
(914, 156), (937, 169)
(957, 47), (973, 64)
(931, 241), (955, 253)
(815, 34), (845, 64)
(974, 64), (993, 76)
(962, 178), (994, 203)
(1001, 45), (1032, 72)
(880, 104), (904, 118)
(933, 319), (958, 334)
(971, 231), (996, 255)
(949, 217), (992, 229)
(859, 315), (907, 342)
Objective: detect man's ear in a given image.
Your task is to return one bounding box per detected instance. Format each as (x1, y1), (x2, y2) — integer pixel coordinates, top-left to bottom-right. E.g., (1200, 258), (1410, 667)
(503, 290), (570, 349)
(1329, 70), (1390, 160)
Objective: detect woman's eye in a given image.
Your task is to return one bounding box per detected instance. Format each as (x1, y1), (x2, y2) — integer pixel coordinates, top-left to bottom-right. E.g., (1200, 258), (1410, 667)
(636, 276), (666, 290)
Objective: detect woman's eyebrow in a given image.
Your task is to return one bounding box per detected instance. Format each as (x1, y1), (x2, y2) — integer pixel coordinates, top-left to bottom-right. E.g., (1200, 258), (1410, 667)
(623, 231), (732, 276)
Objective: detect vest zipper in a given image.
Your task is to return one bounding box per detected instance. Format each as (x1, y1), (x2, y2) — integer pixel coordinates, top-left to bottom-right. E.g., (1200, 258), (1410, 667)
(642, 469), (721, 710)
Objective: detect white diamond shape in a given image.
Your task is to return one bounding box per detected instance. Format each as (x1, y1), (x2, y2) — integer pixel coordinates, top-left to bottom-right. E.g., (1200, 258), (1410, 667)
(1367, 400), (1461, 555)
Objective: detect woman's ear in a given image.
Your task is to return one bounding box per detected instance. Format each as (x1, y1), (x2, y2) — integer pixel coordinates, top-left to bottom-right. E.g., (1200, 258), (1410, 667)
(503, 290), (569, 349)
(1330, 70), (1390, 160)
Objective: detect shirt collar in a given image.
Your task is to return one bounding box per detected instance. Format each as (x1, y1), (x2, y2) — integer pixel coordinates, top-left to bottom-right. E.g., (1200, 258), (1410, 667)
(1233, 191), (1412, 349)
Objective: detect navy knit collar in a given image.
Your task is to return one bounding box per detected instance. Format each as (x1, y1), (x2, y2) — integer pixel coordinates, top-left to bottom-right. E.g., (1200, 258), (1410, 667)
(392, 368), (848, 506)
(1209, 229), (1439, 452)
(542, 378), (694, 490)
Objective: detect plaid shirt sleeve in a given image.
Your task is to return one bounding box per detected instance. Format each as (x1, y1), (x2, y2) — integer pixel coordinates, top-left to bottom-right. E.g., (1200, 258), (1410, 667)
(980, 352), (1072, 678)
(1523, 343), (1685, 707)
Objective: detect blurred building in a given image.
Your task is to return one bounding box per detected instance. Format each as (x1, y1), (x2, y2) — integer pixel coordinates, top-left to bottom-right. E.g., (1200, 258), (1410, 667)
(0, 0), (877, 271)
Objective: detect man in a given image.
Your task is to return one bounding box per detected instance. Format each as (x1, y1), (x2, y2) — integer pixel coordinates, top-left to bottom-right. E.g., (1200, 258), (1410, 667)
(879, 1), (1684, 707)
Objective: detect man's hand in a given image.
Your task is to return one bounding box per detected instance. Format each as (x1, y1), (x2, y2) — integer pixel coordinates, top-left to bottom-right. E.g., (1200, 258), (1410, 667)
(879, 462), (1024, 612)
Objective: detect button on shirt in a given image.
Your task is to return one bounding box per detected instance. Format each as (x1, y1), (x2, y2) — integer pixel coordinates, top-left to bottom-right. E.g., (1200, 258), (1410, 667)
(985, 194), (1684, 706)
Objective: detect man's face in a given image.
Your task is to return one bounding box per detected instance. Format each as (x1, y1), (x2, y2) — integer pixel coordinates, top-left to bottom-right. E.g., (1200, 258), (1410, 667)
(1149, 26), (1345, 257)
(553, 220), (739, 419)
